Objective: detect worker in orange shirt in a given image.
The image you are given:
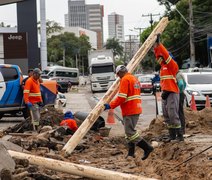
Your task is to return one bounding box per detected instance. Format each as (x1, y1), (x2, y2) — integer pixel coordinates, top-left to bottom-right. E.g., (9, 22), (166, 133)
(104, 65), (153, 160)
(153, 34), (183, 141)
(24, 68), (43, 127)
(60, 111), (78, 134)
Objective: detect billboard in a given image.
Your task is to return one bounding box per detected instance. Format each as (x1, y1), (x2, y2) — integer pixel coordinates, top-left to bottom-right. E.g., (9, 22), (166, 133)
(3, 33), (27, 59)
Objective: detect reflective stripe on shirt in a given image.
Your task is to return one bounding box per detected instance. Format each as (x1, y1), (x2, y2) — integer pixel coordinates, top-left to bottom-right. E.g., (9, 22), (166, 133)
(160, 75), (177, 83)
(118, 93), (127, 98)
(165, 55), (172, 64)
(126, 95), (141, 102)
(29, 93), (41, 97)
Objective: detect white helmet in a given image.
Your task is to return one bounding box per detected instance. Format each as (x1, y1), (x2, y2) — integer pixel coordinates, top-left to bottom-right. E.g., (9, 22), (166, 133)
(115, 65), (127, 74)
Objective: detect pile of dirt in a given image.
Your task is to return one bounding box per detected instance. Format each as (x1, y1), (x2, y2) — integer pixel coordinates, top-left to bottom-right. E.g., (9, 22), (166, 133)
(40, 107), (64, 126)
(1, 107), (212, 180)
(144, 107), (212, 140)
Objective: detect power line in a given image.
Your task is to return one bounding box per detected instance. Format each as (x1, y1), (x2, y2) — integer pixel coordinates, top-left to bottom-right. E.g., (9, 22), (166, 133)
(142, 13), (160, 30)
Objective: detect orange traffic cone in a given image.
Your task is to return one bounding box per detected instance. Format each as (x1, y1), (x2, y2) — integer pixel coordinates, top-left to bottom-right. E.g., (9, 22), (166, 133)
(205, 95), (211, 108)
(190, 94), (197, 111)
(106, 109), (116, 124)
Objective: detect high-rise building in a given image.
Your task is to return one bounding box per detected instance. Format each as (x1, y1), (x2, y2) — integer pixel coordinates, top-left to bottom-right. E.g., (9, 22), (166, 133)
(108, 12), (124, 42)
(67, 0), (104, 49)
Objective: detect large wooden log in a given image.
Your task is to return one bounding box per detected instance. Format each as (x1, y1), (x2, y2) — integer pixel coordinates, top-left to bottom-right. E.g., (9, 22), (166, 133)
(8, 150), (157, 180)
(62, 17), (169, 155)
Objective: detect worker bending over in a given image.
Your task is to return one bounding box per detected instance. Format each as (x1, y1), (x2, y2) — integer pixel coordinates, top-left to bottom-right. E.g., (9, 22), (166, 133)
(60, 111), (78, 134)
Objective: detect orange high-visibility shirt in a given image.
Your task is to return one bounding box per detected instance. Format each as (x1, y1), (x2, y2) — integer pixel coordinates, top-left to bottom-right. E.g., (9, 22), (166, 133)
(60, 119), (78, 132)
(24, 77), (42, 104)
(110, 73), (142, 116)
(154, 43), (179, 93)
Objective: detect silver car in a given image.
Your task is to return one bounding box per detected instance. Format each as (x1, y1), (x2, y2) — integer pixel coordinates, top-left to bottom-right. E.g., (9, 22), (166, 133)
(182, 72), (212, 109)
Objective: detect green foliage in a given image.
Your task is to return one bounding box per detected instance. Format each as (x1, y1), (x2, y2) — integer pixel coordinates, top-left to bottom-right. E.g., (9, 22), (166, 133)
(105, 38), (124, 57)
(152, 0), (212, 67)
(38, 20), (63, 36)
(47, 32), (92, 73)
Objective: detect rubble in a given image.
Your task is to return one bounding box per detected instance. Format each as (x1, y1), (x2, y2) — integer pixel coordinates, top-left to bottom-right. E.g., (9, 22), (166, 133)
(0, 106), (211, 179)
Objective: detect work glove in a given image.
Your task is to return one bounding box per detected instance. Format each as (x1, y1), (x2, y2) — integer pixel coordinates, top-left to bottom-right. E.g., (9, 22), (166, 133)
(156, 33), (160, 44)
(27, 102), (33, 109)
(104, 104), (111, 110)
(161, 91), (171, 100)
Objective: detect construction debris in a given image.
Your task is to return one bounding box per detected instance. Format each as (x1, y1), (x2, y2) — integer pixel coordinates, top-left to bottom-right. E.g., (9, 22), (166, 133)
(0, 105), (212, 179)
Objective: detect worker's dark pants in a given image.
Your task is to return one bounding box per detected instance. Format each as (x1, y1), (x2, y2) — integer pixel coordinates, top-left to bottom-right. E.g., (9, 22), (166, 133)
(179, 93), (185, 134)
(123, 114), (142, 144)
(162, 93), (181, 128)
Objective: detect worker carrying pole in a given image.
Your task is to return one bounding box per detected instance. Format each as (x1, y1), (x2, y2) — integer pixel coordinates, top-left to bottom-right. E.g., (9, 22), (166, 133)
(104, 65), (153, 160)
(153, 34), (184, 142)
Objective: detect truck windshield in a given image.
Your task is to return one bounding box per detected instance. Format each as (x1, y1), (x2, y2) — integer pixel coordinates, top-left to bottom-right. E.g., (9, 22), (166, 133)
(92, 65), (114, 74)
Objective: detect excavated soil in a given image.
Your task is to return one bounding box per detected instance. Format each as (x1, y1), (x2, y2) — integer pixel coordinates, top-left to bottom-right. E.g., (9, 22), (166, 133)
(2, 107), (212, 180)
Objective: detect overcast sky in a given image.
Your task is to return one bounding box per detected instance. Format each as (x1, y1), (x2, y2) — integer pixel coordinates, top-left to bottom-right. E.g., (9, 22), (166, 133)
(0, 0), (166, 40)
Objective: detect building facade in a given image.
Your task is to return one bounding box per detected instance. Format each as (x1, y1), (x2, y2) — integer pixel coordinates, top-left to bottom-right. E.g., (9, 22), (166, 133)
(108, 12), (124, 42)
(49, 27), (97, 50)
(67, 0), (104, 49)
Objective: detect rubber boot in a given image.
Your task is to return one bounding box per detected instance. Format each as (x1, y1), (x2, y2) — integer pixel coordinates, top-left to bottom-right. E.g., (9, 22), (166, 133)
(137, 139), (154, 160)
(168, 128), (176, 141)
(175, 128), (184, 141)
(126, 142), (135, 158)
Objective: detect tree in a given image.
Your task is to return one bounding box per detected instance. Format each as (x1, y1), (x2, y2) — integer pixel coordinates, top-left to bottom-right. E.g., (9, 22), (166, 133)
(156, 0), (212, 67)
(105, 38), (124, 57)
(47, 32), (92, 73)
(38, 20), (63, 36)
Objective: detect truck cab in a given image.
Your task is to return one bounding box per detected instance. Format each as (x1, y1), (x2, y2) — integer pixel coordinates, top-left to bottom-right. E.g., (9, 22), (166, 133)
(89, 50), (115, 93)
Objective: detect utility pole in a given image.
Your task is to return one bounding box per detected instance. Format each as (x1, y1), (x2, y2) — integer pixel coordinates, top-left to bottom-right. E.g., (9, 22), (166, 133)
(142, 13), (160, 72)
(189, 0), (195, 67)
(134, 27), (146, 46)
(142, 13), (160, 31)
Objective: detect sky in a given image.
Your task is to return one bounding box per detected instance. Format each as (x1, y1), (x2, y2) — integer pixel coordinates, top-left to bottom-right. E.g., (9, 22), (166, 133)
(0, 0), (166, 41)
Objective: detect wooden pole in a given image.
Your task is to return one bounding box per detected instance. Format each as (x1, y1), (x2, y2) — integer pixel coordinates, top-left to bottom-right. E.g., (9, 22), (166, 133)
(8, 150), (157, 180)
(62, 17), (169, 156)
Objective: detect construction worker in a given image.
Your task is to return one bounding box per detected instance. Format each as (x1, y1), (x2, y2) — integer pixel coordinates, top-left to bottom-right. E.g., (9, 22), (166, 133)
(176, 71), (186, 135)
(104, 65), (153, 160)
(153, 34), (183, 141)
(22, 69), (33, 89)
(60, 111), (78, 134)
(24, 68), (43, 127)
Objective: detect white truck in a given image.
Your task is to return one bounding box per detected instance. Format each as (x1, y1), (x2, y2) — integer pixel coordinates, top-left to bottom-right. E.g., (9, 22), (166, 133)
(88, 49), (116, 93)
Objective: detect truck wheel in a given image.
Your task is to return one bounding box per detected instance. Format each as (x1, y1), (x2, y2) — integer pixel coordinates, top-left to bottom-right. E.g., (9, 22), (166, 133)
(0, 113), (4, 120)
(23, 109), (30, 119)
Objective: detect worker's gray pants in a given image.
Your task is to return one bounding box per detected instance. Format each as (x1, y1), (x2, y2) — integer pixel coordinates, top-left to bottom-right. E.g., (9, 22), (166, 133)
(123, 114), (142, 144)
(162, 93), (181, 128)
(31, 104), (40, 125)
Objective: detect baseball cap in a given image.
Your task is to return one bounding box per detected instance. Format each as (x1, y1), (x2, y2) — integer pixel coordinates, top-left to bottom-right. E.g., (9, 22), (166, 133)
(33, 68), (42, 75)
(115, 65), (127, 74)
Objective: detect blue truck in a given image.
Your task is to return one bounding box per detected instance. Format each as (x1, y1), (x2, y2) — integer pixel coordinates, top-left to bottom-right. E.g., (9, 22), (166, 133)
(0, 64), (57, 119)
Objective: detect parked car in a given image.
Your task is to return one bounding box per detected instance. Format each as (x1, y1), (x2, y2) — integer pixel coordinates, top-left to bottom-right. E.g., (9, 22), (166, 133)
(137, 74), (154, 93)
(182, 72), (212, 109)
(56, 92), (67, 107)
